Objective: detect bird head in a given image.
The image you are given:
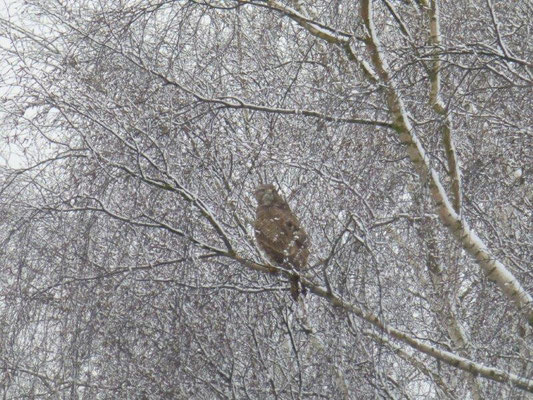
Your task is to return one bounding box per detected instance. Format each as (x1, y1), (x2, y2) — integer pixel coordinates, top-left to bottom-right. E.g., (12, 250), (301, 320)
(254, 184), (277, 206)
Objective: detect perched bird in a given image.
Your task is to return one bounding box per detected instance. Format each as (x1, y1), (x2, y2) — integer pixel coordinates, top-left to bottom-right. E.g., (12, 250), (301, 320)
(254, 184), (310, 300)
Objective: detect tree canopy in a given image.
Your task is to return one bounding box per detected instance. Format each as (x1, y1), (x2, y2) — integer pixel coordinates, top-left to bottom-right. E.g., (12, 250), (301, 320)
(0, 0), (531, 398)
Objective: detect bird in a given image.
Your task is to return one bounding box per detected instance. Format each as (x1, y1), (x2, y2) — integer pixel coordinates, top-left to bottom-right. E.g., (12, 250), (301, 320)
(254, 184), (310, 300)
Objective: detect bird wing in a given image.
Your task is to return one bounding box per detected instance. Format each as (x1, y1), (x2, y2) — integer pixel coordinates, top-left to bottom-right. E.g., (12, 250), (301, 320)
(255, 207), (309, 269)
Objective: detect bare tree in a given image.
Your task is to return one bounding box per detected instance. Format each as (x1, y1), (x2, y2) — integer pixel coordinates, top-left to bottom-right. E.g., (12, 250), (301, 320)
(1, 0), (531, 398)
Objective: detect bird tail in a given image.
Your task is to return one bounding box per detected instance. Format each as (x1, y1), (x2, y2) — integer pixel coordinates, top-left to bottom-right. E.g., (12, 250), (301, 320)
(290, 275), (306, 301)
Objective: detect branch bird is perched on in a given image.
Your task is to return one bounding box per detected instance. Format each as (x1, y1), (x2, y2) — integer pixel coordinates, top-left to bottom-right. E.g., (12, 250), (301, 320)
(254, 184), (310, 301)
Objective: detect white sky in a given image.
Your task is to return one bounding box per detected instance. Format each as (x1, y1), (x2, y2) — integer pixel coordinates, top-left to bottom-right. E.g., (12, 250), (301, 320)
(1, 0), (35, 169)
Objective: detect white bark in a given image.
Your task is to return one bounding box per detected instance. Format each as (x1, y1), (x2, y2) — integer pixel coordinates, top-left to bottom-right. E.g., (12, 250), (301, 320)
(300, 276), (533, 393)
(428, 0), (462, 215)
(359, 0), (533, 327)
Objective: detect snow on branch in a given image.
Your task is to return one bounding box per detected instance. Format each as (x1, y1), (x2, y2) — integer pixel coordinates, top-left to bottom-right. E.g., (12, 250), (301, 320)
(359, 0), (533, 326)
(230, 253), (533, 393)
(427, 0), (462, 215)
(301, 276), (533, 393)
(261, 0), (379, 82)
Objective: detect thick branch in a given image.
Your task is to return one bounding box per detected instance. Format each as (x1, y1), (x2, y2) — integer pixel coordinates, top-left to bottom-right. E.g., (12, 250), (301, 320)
(428, 0), (462, 214)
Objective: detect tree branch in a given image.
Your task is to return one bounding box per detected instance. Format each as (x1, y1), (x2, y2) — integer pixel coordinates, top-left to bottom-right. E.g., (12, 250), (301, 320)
(360, 0), (533, 326)
(428, 0), (463, 215)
